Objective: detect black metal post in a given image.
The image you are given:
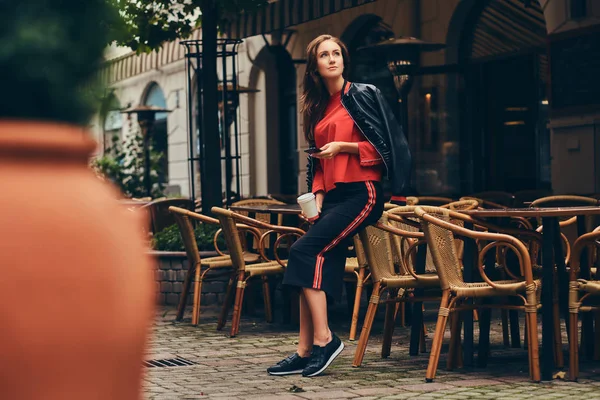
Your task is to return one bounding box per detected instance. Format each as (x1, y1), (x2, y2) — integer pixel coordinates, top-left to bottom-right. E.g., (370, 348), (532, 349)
(142, 124), (152, 197)
(182, 37), (243, 210)
(199, 0), (222, 216)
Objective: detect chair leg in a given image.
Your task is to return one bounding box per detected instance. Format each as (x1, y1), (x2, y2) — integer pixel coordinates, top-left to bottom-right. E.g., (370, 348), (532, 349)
(399, 303), (406, 327)
(262, 276), (273, 323)
(426, 291), (451, 382)
(382, 289), (398, 358)
(176, 261), (198, 321)
(393, 289), (406, 327)
(420, 320), (427, 354)
(524, 317), (528, 348)
(594, 312), (600, 361)
(447, 313), (461, 370)
(569, 312), (579, 381)
(553, 301), (564, 368)
(230, 273), (246, 337)
(501, 309), (510, 346)
(353, 282), (381, 367)
(509, 309), (521, 348)
(349, 271), (366, 341)
(191, 271), (204, 326)
(525, 308), (541, 382)
(477, 308), (492, 368)
(217, 274), (236, 330)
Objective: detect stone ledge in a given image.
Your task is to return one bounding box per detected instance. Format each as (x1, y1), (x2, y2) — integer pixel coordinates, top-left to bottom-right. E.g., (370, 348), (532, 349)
(151, 250), (227, 307)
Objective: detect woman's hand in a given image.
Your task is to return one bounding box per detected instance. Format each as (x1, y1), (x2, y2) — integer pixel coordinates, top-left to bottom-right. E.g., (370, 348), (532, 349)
(312, 141), (358, 159)
(312, 142), (342, 159)
(315, 191), (324, 214)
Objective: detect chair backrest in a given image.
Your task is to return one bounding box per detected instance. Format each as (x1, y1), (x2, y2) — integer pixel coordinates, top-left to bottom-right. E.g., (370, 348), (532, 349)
(144, 198), (195, 234)
(442, 199), (479, 211)
(469, 191), (515, 207)
(406, 196), (454, 206)
(358, 214), (397, 283)
(441, 200), (478, 260)
(530, 195), (599, 208)
(384, 202), (400, 211)
(168, 206), (220, 270)
(513, 189), (553, 207)
(569, 227), (600, 280)
(531, 195), (600, 244)
(385, 206), (433, 273)
(460, 196), (507, 209)
(352, 234), (368, 268)
(414, 206), (463, 290)
(231, 198), (286, 250)
(231, 198), (286, 225)
(211, 207), (248, 272)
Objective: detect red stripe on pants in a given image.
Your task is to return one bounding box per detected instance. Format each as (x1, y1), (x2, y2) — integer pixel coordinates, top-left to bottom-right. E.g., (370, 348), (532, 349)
(312, 181), (376, 289)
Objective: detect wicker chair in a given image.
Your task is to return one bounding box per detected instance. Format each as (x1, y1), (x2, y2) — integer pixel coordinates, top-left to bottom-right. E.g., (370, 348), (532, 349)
(414, 206), (542, 382)
(143, 198), (195, 234)
(386, 201), (478, 349)
(353, 211), (441, 367)
(169, 206), (263, 326)
(530, 195), (599, 245)
(384, 202), (401, 211)
(212, 206), (305, 337)
(514, 189), (553, 207)
(406, 196), (454, 206)
(346, 235), (371, 341)
(568, 227), (600, 381)
(460, 196), (508, 210)
(469, 191), (515, 207)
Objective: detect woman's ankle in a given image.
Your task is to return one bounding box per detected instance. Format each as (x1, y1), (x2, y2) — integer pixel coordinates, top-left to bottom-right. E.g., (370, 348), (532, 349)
(297, 347), (312, 358)
(313, 330), (332, 347)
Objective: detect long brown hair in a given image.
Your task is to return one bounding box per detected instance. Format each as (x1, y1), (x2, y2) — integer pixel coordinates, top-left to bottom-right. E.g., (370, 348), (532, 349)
(300, 34), (350, 143)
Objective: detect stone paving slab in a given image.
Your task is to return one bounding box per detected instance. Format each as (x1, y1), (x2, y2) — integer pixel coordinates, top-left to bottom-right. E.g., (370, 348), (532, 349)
(143, 305), (600, 399)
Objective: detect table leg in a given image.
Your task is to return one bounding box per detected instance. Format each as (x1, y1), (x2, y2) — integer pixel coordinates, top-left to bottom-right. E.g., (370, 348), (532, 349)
(478, 240), (497, 367)
(409, 242), (427, 356)
(541, 217), (557, 381)
(577, 216), (594, 358)
(462, 222), (475, 367)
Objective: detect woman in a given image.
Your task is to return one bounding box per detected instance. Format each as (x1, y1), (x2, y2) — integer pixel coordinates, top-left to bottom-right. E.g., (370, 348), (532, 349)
(267, 34), (411, 378)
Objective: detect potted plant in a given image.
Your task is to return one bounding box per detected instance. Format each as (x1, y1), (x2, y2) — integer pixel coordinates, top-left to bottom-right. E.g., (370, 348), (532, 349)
(0, 1), (153, 399)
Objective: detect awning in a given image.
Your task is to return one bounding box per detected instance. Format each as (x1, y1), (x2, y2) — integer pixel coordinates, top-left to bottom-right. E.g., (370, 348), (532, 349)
(104, 0), (377, 85)
(226, 0), (378, 39)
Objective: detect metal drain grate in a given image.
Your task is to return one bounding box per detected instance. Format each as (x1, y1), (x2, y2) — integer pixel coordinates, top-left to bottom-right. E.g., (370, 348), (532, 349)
(143, 357), (196, 368)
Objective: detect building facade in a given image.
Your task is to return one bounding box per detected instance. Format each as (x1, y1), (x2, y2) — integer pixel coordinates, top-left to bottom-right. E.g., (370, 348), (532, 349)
(94, 0), (600, 199)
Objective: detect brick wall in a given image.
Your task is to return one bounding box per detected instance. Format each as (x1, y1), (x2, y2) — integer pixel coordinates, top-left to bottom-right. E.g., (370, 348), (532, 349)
(151, 251), (230, 306)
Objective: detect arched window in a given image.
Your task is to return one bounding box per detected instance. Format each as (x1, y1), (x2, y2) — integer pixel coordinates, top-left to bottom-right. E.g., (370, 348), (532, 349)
(142, 82), (169, 184)
(101, 92), (122, 154)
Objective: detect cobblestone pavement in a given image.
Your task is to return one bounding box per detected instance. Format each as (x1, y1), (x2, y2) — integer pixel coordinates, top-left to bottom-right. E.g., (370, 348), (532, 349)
(144, 303), (600, 400)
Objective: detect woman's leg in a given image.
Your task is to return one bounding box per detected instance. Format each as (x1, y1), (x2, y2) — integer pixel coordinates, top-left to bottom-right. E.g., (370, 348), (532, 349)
(297, 291), (314, 357)
(303, 288), (331, 346)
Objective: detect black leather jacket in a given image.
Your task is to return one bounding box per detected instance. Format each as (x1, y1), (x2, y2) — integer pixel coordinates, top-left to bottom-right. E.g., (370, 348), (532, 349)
(306, 82), (412, 196)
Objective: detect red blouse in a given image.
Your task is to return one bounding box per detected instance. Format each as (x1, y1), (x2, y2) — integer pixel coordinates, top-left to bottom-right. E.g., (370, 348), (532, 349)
(311, 83), (383, 194)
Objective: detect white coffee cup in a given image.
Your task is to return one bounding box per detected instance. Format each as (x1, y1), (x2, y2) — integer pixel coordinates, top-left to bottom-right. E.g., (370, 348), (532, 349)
(297, 192), (319, 220)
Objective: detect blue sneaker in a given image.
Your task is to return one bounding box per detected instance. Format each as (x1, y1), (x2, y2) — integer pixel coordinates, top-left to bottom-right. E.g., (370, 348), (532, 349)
(267, 353), (310, 376)
(302, 333), (344, 377)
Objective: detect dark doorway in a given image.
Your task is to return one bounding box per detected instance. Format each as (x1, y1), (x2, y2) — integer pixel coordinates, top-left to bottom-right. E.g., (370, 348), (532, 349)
(274, 46), (299, 196)
(450, 0), (550, 194)
(470, 54), (540, 192)
(252, 45), (298, 196)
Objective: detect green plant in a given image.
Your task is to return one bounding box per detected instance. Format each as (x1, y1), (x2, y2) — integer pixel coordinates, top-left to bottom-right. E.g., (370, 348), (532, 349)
(111, 0), (269, 52)
(151, 223), (226, 252)
(92, 131), (166, 198)
(0, 0), (121, 124)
